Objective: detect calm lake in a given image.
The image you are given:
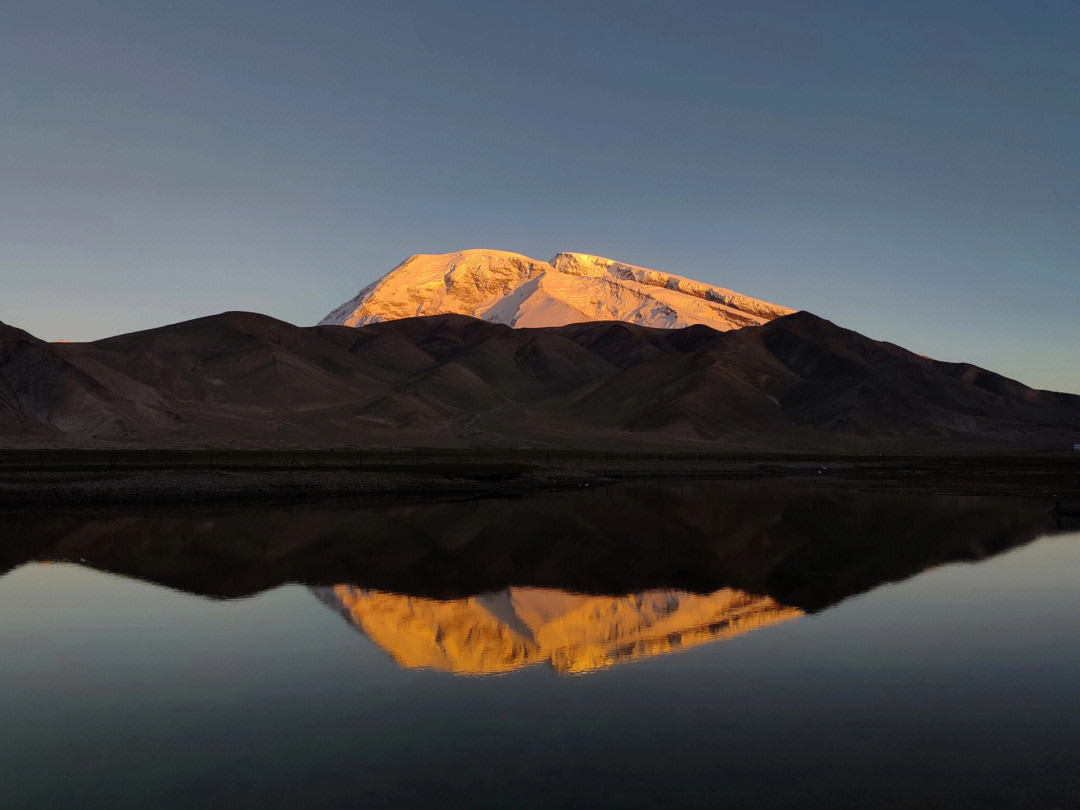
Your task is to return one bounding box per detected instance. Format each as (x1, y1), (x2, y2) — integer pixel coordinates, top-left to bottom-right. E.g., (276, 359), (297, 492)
(2, 482), (1078, 809)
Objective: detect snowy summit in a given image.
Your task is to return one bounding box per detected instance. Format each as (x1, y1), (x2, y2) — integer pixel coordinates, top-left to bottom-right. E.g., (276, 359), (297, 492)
(320, 250), (793, 331)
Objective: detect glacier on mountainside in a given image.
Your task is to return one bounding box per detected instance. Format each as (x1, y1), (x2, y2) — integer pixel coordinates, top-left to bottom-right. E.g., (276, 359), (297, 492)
(319, 249), (793, 331)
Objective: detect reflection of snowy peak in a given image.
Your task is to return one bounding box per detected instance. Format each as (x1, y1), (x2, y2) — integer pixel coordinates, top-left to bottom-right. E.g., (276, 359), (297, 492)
(313, 586), (802, 675)
(320, 250), (793, 330)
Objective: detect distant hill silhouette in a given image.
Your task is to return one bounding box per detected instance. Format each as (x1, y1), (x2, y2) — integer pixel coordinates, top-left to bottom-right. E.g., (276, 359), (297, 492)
(2, 311), (1078, 449)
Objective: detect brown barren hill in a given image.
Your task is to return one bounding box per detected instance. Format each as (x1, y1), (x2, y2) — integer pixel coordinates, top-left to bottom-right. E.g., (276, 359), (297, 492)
(0, 311), (1077, 450)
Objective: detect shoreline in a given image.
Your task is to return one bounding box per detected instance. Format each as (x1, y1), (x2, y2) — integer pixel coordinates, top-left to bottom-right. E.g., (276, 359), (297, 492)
(3, 450), (1079, 506)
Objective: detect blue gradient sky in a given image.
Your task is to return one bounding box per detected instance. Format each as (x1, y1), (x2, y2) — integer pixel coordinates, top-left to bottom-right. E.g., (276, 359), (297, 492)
(3, 1), (1078, 392)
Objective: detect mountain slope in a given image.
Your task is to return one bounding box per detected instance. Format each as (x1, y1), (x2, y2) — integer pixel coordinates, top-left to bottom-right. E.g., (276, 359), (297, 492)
(0, 320), (152, 440)
(1, 312), (1077, 449)
(320, 249), (794, 331)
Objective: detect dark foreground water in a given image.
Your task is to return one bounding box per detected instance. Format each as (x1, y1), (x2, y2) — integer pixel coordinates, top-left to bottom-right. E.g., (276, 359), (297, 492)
(1, 482), (1078, 809)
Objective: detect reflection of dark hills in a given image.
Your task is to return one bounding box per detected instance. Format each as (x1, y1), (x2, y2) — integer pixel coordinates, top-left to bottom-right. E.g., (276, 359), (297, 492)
(1, 482), (1056, 611)
(2, 311), (1079, 449)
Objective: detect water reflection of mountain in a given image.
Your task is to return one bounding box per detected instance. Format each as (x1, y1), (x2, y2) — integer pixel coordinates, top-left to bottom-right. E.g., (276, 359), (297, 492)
(1, 482), (1057, 614)
(314, 586), (802, 675)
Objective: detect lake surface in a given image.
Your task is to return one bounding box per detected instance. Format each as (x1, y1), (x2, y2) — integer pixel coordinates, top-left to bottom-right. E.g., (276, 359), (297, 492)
(2, 482), (1079, 809)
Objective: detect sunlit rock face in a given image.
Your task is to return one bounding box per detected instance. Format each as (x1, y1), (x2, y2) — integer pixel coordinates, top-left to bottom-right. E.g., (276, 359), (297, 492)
(315, 586), (802, 675)
(320, 250), (793, 331)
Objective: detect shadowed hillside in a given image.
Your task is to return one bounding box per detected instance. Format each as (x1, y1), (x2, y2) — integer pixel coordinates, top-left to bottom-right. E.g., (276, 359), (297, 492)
(1, 311), (1078, 449)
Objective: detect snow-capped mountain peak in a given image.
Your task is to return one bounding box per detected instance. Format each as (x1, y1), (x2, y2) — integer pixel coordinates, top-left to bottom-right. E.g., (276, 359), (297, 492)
(320, 249), (793, 330)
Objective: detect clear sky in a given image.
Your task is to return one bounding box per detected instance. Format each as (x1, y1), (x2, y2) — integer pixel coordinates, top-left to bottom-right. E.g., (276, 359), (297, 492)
(3, 1), (1078, 392)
